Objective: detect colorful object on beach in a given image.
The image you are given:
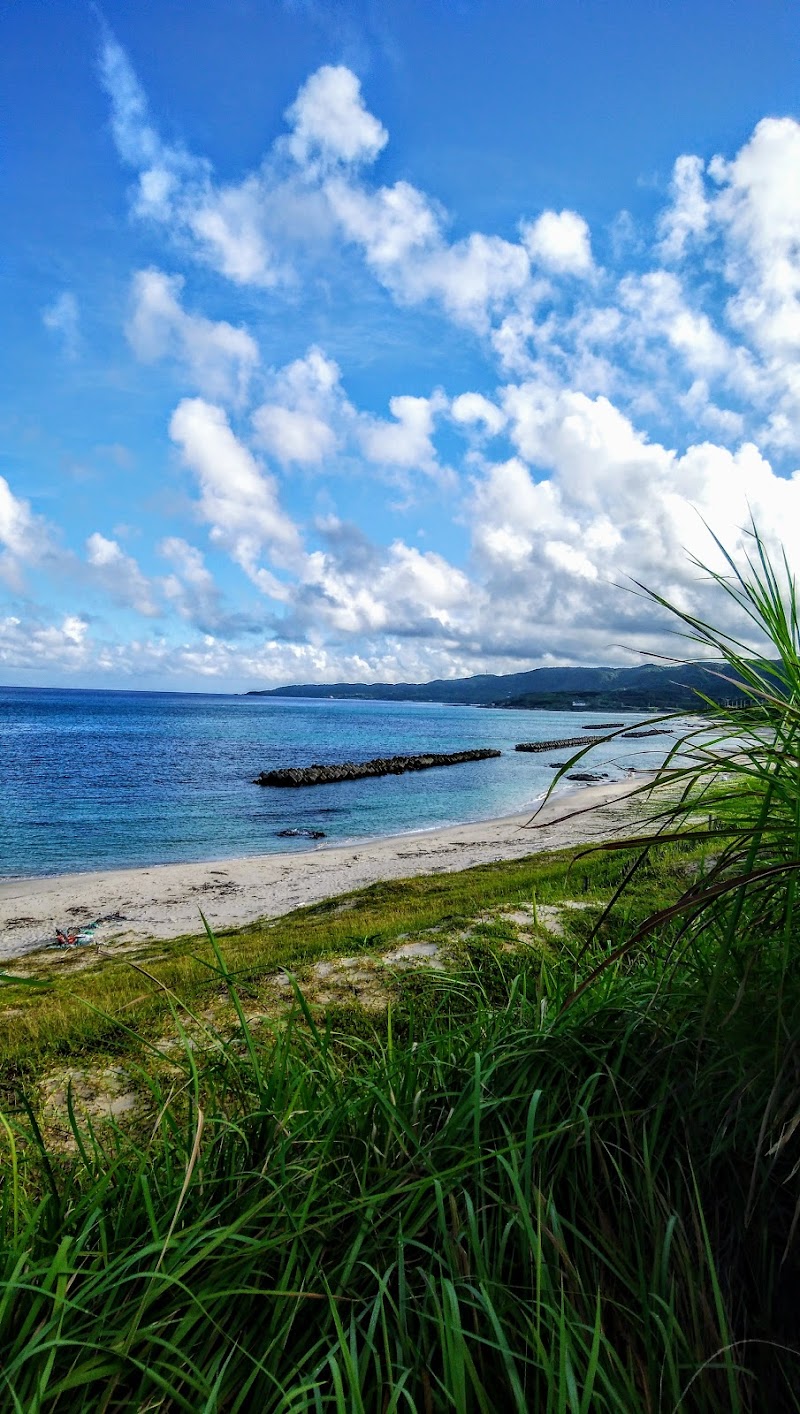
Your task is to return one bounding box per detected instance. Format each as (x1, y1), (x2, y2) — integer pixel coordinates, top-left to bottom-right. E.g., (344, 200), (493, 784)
(55, 919), (100, 947)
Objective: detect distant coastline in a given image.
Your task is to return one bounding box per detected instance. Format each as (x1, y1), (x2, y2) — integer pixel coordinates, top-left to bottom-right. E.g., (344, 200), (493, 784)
(246, 658), (752, 714)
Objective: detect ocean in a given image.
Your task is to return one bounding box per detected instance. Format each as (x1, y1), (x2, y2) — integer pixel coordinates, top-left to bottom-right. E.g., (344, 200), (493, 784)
(0, 687), (668, 878)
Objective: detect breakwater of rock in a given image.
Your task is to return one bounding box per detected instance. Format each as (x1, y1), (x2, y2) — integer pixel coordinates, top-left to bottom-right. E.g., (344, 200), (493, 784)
(515, 736), (603, 753)
(254, 748), (502, 788)
(621, 728), (672, 739)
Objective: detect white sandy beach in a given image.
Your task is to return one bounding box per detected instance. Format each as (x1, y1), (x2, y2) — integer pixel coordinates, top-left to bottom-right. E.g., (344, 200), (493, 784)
(0, 777), (654, 965)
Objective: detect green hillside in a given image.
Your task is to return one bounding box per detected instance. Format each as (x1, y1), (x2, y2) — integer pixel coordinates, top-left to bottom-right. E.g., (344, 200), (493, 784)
(248, 660), (755, 711)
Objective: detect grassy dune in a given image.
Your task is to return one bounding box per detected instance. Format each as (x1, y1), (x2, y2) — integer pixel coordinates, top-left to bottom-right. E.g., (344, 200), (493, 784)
(0, 865), (796, 1411)
(0, 842), (676, 1072)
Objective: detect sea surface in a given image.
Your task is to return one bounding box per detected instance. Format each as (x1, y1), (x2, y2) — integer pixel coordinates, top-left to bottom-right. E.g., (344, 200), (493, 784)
(0, 687), (673, 878)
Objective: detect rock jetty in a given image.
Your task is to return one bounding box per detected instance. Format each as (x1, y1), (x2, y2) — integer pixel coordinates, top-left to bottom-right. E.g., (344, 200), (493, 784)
(621, 728), (672, 739)
(515, 736), (603, 753)
(254, 748), (502, 788)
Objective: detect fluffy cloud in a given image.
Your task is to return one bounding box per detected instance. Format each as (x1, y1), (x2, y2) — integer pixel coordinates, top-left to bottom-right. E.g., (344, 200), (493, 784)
(126, 268), (258, 403)
(252, 351), (453, 484)
(74, 45), (800, 685)
(470, 385), (800, 657)
(252, 404), (335, 465)
(657, 155), (710, 261)
(329, 174), (534, 330)
(297, 521), (474, 638)
(0, 613), (90, 672)
(521, 210), (594, 275)
(359, 393), (445, 473)
(99, 37), (800, 442)
(326, 177), (440, 269)
(159, 536), (259, 635)
(252, 347), (343, 465)
(160, 536), (216, 607)
(711, 117), (800, 365)
(617, 270), (738, 379)
(0, 477), (39, 563)
(0, 476), (52, 588)
(86, 532), (160, 616)
(451, 392), (506, 437)
(0, 607), (519, 688)
(649, 119), (800, 447)
(406, 234), (532, 330)
(169, 398), (303, 598)
(100, 37), (280, 285)
(285, 65), (388, 168)
(100, 38), (551, 335)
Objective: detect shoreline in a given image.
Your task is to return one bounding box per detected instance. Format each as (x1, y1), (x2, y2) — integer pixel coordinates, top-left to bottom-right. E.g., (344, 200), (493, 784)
(0, 777), (655, 965)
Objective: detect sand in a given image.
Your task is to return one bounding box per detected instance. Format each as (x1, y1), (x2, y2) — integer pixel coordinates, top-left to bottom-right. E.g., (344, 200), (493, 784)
(0, 777), (655, 965)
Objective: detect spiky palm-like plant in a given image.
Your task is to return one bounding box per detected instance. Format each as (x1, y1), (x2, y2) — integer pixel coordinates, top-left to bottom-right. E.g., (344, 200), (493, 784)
(561, 522), (800, 1005)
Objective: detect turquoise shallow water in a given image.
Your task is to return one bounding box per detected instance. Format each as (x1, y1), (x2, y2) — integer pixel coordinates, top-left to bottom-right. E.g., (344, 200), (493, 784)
(0, 687), (667, 878)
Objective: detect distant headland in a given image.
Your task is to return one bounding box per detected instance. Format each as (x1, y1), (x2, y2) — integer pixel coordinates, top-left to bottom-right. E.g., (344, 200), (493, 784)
(247, 660), (754, 713)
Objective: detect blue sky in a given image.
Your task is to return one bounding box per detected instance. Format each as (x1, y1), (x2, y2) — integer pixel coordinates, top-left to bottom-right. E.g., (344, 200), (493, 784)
(2, 0), (800, 690)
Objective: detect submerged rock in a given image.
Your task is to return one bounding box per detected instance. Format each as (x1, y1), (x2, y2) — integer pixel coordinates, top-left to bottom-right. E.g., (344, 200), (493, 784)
(275, 827), (326, 839)
(254, 748), (501, 788)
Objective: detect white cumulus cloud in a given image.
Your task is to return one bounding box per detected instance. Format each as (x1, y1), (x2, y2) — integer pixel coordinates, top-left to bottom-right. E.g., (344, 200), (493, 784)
(252, 347), (343, 465)
(0, 476), (52, 588)
(360, 393), (445, 474)
(712, 116), (800, 356)
(81, 53), (800, 683)
(451, 392), (506, 437)
(126, 268), (259, 403)
(657, 154), (710, 261)
(169, 398), (304, 598)
(285, 65), (388, 168)
(521, 210), (594, 275)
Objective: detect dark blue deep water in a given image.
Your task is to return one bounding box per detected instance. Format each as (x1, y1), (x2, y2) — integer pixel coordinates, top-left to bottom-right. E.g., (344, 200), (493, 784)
(0, 687), (666, 878)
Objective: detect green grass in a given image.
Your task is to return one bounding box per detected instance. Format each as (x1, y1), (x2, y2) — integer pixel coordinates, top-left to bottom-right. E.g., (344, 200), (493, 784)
(0, 840), (685, 1075)
(1, 917), (798, 1411)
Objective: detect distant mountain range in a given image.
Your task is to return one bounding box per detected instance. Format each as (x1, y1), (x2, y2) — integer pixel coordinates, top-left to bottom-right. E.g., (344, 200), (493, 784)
(247, 661), (757, 712)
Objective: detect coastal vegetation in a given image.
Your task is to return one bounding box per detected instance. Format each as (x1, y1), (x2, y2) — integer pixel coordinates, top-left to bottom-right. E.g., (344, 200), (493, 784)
(1, 528), (799, 1410)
